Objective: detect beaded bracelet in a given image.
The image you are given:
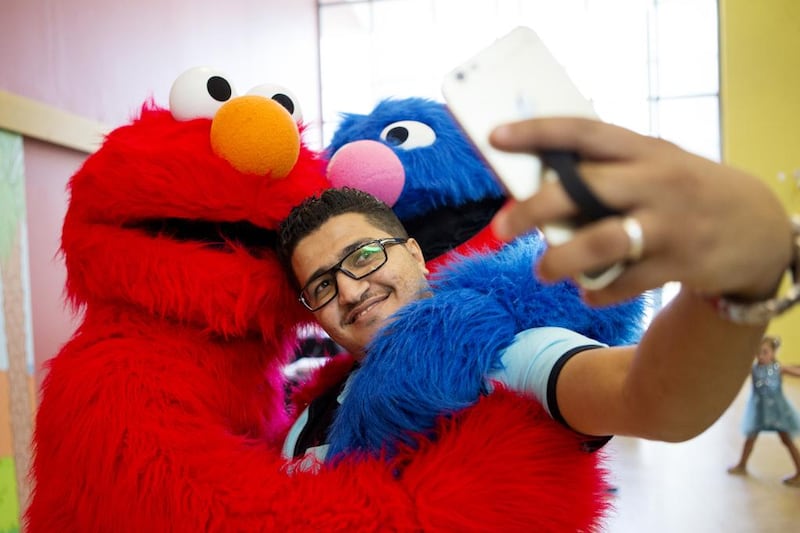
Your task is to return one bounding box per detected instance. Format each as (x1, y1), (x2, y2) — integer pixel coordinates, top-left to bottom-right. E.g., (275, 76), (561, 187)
(708, 215), (800, 325)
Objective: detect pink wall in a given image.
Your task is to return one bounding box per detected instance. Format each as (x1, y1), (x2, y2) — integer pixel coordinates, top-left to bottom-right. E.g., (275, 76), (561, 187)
(2, 0), (321, 131)
(2, 0), (321, 387)
(22, 140), (85, 383)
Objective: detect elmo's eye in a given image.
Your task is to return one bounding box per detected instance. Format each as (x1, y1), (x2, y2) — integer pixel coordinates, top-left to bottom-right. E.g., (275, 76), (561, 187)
(169, 67), (238, 121)
(247, 84), (303, 123)
(380, 121), (436, 150)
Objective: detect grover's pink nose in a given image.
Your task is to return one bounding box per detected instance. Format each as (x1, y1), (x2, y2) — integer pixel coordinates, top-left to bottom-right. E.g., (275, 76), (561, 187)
(326, 140), (406, 206)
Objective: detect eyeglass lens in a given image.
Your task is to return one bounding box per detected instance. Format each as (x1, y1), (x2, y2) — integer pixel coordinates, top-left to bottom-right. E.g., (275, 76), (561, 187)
(302, 241), (388, 309)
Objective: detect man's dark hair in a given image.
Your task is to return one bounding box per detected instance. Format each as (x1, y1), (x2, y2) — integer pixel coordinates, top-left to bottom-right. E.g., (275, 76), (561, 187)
(278, 187), (408, 287)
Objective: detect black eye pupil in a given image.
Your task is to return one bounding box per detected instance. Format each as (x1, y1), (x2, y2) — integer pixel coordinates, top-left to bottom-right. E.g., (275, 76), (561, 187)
(385, 127), (409, 146)
(272, 93), (295, 115)
(207, 76), (232, 102)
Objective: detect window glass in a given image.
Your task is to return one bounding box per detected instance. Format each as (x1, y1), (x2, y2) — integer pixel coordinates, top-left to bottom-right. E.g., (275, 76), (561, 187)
(655, 95), (721, 161)
(318, 3), (374, 126)
(654, 0), (719, 97)
(318, 0), (719, 147)
(318, 0), (720, 308)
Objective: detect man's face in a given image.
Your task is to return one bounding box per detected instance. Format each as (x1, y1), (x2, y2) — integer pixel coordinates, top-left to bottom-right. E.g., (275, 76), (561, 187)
(291, 213), (430, 358)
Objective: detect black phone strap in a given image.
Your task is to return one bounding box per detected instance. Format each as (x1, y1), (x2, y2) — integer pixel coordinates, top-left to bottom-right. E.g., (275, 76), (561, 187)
(541, 150), (621, 225)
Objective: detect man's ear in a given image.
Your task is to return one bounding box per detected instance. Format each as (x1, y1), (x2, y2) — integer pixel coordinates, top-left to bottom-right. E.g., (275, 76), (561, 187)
(406, 238), (430, 275)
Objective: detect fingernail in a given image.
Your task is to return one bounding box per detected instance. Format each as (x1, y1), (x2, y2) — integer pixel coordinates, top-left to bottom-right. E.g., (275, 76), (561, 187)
(491, 124), (511, 143)
(490, 202), (515, 241)
(490, 217), (510, 242)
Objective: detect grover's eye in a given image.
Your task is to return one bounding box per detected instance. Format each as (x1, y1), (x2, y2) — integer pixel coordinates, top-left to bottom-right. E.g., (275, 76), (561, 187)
(380, 120), (436, 149)
(169, 67), (238, 121)
(247, 83), (303, 123)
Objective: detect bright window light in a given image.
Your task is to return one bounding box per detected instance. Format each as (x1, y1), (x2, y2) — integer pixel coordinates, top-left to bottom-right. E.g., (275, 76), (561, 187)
(317, 0), (720, 310)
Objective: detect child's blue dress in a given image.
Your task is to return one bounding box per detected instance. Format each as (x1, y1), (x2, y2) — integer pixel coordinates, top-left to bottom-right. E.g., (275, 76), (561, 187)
(741, 362), (800, 436)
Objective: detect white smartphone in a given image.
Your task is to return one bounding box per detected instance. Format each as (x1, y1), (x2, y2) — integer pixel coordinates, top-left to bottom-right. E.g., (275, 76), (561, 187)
(441, 26), (624, 290)
(441, 26), (597, 201)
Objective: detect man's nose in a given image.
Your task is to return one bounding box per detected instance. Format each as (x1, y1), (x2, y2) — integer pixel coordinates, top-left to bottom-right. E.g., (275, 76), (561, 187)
(335, 270), (368, 303)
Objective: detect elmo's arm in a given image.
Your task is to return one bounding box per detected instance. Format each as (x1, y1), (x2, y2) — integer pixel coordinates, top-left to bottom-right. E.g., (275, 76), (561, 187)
(28, 338), (606, 532)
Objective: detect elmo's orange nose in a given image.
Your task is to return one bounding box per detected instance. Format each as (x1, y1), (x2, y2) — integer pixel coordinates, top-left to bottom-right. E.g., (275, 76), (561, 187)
(210, 95), (300, 178)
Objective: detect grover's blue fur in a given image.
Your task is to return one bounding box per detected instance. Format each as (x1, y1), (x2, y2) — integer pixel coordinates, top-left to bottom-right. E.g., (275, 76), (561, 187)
(327, 234), (648, 459)
(328, 98), (503, 221)
(325, 97), (649, 461)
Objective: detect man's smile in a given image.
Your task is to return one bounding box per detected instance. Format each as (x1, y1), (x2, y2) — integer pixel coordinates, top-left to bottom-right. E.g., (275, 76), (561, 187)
(345, 293), (389, 325)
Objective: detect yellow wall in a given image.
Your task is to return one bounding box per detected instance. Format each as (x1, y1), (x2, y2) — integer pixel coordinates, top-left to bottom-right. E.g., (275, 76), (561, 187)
(720, 0), (800, 364)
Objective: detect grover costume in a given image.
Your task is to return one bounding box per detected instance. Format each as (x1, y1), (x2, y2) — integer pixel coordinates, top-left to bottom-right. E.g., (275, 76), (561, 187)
(28, 73), (620, 532)
(326, 97), (507, 272)
(302, 98), (648, 471)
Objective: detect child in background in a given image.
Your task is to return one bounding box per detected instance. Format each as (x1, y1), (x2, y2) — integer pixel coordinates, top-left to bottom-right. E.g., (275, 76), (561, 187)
(728, 336), (800, 487)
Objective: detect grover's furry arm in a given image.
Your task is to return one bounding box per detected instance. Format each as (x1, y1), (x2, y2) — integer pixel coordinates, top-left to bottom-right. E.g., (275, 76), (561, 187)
(328, 234), (648, 459)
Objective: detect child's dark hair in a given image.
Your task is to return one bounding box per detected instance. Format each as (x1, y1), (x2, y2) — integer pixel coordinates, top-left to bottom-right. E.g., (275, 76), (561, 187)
(277, 187), (408, 288)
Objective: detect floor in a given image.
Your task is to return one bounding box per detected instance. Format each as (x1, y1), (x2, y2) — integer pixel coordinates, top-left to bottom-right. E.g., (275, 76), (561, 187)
(600, 376), (800, 532)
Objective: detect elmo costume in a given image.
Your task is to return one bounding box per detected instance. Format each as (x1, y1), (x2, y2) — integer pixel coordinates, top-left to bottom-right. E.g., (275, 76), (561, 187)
(27, 72), (616, 532)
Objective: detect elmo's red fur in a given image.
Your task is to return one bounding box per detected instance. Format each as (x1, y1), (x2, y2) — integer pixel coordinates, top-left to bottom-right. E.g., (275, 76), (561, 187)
(26, 95), (608, 531)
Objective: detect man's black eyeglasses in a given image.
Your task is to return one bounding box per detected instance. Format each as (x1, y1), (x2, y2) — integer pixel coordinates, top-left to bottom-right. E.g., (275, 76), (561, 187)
(298, 237), (408, 312)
